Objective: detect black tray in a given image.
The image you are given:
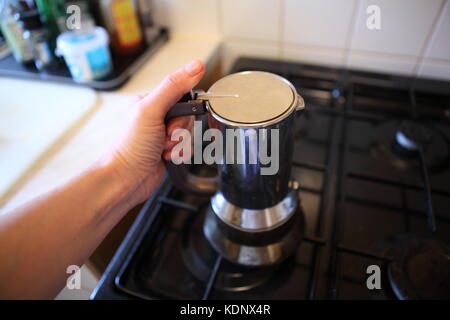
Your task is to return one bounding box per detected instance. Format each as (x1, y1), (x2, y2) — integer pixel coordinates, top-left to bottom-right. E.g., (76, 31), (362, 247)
(0, 28), (169, 91)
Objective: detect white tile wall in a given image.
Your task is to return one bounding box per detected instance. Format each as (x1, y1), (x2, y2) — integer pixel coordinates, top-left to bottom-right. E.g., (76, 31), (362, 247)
(221, 39), (280, 74)
(418, 59), (450, 80)
(424, 0), (450, 61)
(221, 0), (281, 42)
(153, 0), (220, 39)
(347, 50), (417, 75)
(350, 0), (442, 57)
(346, 0), (446, 76)
(282, 43), (346, 67)
(283, 0), (356, 48)
(156, 0), (450, 80)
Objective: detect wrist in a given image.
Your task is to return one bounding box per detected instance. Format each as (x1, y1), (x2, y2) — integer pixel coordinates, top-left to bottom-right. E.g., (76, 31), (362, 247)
(92, 155), (139, 214)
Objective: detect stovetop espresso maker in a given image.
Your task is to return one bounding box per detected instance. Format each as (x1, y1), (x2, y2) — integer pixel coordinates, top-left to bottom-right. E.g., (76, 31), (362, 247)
(164, 71), (306, 266)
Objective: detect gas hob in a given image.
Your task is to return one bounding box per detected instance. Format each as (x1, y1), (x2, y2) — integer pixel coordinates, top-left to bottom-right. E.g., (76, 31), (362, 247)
(92, 57), (450, 300)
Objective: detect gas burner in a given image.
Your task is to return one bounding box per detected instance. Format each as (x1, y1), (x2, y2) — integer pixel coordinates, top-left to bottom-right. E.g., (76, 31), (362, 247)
(180, 206), (293, 292)
(383, 235), (450, 300)
(371, 119), (450, 171)
(395, 120), (432, 151)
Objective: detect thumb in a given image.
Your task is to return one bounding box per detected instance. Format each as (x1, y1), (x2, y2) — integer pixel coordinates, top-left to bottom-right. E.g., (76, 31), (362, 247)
(138, 59), (205, 122)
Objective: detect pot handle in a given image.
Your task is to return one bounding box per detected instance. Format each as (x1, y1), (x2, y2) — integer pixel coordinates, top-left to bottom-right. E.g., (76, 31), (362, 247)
(163, 91), (219, 196)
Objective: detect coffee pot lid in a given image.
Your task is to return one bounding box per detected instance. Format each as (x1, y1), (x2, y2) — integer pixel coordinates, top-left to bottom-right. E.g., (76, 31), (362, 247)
(205, 71), (297, 125)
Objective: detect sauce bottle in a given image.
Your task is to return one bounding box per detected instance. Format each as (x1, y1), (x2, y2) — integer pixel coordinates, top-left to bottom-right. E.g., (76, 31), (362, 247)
(35, 0), (67, 34)
(98, 0), (143, 56)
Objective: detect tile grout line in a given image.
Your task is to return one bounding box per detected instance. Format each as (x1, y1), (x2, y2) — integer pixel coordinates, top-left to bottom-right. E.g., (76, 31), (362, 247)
(225, 36), (446, 64)
(216, 0), (224, 36)
(343, 0), (362, 68)
(216, 0), (225, 73)
(412, 0), (448, 77)
(221, 35), (450, 70)
(278, 0), (285, 60)
(224, 36), (280, 47)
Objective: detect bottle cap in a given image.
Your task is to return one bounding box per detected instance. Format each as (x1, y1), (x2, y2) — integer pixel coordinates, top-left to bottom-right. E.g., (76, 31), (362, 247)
(16, 9), (43, 30)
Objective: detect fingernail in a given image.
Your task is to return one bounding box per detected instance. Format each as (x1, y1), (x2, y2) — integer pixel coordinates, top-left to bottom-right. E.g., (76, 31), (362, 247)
(184, 60), (203, 76)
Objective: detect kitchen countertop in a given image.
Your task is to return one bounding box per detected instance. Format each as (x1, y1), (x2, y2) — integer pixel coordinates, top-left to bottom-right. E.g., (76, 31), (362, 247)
(0, 35), (222, 215)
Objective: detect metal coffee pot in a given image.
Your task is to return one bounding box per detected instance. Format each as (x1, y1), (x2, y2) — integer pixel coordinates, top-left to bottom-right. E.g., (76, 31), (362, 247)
(164, 71), (306, 266)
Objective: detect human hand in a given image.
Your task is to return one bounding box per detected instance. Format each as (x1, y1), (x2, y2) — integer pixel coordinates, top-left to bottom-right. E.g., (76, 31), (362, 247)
(107, 59), (205, 205)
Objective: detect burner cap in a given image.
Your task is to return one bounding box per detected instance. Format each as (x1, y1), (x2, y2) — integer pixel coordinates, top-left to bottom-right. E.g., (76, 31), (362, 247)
(396, 120), (432, 151)
(371, 120), (450, 170)
(387, 237), (450, 300)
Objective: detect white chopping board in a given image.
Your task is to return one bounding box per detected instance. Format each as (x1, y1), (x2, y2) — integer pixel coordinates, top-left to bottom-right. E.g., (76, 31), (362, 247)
(0, 78), (98, 200)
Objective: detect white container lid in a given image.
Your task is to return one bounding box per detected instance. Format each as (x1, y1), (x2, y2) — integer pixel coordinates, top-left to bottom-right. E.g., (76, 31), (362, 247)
(56, 26), (109, 56)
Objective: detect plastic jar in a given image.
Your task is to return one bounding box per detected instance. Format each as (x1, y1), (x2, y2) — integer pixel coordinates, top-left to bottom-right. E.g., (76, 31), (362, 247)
(56, 26), (113, 83)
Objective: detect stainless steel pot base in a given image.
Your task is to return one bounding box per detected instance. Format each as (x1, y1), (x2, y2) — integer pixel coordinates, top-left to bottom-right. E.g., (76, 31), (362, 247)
(203, 197), (305, 267)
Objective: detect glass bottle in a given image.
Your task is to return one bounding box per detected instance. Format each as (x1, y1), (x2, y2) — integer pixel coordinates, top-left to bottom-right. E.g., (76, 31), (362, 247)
(35, 0), (67, 34)
(17, 9), (54, 70)
(98, 0), (143, 56)
(136, 0), (159, 45)
(35, 0), (67, 50)
(0, 0), (33, 64)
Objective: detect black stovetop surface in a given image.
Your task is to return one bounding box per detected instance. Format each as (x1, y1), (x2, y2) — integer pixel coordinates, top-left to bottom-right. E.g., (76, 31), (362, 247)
(91, 57), (450, 300)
